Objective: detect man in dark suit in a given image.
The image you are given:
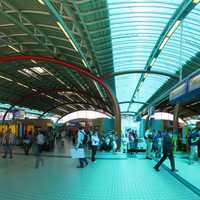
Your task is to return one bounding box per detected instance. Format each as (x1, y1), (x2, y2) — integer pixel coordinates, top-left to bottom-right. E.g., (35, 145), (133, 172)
(153, 129), (177, 172)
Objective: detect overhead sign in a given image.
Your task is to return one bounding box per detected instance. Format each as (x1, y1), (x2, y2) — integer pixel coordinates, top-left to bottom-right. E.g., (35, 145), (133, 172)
(13, 110), (25, 119)
(169, 83), (186, 102)
(189, 73), (200, 92)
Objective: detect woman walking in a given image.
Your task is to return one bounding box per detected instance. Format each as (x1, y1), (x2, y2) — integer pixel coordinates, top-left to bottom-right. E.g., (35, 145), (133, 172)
(91, 128), (100, 162)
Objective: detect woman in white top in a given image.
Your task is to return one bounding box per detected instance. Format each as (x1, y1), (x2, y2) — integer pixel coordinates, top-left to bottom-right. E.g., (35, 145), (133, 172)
(91, 129), (100, 162)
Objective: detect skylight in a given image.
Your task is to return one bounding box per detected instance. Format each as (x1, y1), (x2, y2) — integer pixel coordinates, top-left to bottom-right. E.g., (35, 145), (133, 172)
(108, 0), (183, 114)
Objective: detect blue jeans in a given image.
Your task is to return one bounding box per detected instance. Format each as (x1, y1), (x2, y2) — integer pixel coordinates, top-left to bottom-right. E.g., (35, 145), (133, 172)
(3, 144), (13, 158)
(35, 144), (44, 168)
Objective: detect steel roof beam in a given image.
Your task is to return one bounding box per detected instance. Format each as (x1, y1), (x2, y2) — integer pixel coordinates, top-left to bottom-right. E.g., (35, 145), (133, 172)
(0, 55), (120, 134)
(71, 0), (112, 75)
(44, 0), (106, 102)
(61, 2), (98, 70)
(102, 70), (179, 80)
(70, 0), (109, 100)
(0, 1), (101, 107)
(0, 0), (55, 55)
(0, 1), (98, 100)
(127, 0), (199, 112)
(39, 101), (111, 118)
(43, 0), (87, 66)
(2, 86), (108, 122)
(119, 101), (148, 105)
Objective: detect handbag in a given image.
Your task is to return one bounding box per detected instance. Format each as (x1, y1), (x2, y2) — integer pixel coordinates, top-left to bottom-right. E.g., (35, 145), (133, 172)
(70, 148), (85, 159)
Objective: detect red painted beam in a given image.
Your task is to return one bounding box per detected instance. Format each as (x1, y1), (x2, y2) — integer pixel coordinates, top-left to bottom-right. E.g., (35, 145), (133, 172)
(0, 55), (121, 134)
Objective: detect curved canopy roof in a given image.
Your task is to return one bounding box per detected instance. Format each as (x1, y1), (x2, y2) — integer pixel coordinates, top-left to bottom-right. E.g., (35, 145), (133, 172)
(107, 0), (200, 115)
(0, 0), (200, 120)
(0, 0), (115, 118)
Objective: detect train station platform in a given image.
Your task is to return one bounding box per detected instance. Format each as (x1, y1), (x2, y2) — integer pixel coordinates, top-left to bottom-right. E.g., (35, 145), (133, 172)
(0, 142), (200, 200)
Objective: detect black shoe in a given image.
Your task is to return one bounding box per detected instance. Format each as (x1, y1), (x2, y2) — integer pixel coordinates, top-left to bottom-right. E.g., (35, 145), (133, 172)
(171, 169), (178, 172)
(153, 166), (160, 172)
(77, 166), (84, 168)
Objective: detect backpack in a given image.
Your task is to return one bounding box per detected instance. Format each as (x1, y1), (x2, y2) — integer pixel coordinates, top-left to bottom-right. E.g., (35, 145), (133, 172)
(82, 132), (88, 145)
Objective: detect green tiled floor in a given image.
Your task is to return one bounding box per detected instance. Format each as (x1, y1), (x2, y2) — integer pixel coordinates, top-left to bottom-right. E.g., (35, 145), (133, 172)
(0, 153), (199, 200)
(163, 153), (200, 191)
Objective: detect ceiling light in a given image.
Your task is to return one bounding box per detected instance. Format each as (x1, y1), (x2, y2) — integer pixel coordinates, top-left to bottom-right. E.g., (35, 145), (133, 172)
(56, 21), (78, 52)
(78, 104), (86, 109)
(150, 58), (156, 66)
(0, 75), (13, 82)
(31, 67), (46, 74)
(82, 59), (88, 68)
(57, 21), (70, 38)
(23, 69), (37, 78)
(76, 93), (87, 103)
(31, 88), (37, 92)
(69, 39), (78, 52)
(167, 20), (181, 37)
(17, 82), (29, 88)
(8, 45), (20, 53)
(55, 77), (65, 85)
(31, 59), (37, 64)
(94, 81), (105, 100)
(159, 37), (169, 50)
(46, 95), (54, 100)
(193, 0), (200, 4)
(18, 70), (30, 77)
(37, 0), (44, 5)
(66, 105), (76, 110)
(53, 98), (63, 103)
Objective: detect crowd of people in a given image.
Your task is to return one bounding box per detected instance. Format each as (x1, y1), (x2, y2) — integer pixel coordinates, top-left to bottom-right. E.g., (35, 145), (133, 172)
(0, 124), (200, 170)
(0, 126), (55, 168)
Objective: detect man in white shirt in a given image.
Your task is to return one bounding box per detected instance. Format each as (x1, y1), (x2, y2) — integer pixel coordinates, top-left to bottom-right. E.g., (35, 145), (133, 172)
(76, 126), (88, 168)
(91, 129), (100, 162)
(35, 130), (45, 169)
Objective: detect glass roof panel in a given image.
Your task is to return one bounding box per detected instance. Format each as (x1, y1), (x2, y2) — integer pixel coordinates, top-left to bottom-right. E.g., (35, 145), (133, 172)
(119, 103), (129, 112)
(134, 75), (169, 103)
(108, 0), (182, 113)
(129, 103), (143, 113)
(152, 4), (200, 76)
(115, 75), (140, 102)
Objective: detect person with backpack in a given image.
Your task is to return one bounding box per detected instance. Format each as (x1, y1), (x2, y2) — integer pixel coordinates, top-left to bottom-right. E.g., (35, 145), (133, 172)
(188, 129), (199, 165)
(2, 128), (15, 159)
(76, 126), (88, 168)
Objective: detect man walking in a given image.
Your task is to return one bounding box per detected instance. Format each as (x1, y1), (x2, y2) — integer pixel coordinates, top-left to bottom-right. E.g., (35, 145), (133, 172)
(2, 128), (15, 159)
(91, 128), (99, 162)
(154, 129), (177, 172)
(35, 130), (45, 169)
(76, 126), (88, 168)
